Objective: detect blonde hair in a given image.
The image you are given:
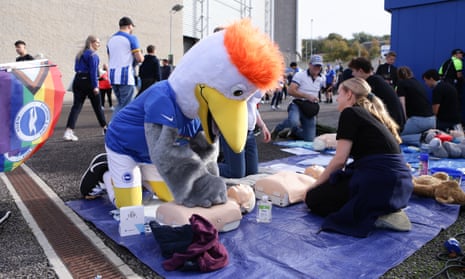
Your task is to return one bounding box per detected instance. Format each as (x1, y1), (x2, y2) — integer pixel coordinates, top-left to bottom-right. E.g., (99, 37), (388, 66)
(340, 77), (401, 143)
(76, 35), (98, 60)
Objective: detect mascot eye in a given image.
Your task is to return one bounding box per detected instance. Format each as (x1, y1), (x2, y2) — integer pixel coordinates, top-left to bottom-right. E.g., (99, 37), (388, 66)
(230, 84), (247, 97)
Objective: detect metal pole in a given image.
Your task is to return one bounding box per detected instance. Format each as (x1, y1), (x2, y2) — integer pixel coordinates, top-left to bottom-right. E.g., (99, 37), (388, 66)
(310, 19), (313, 57)
(168, 4), (183, 65)
(305, 39), (308, 63)
(169, 12), (173, 56)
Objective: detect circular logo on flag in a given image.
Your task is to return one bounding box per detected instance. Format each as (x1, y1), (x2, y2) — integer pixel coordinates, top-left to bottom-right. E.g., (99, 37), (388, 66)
(14, 101), (51, 142)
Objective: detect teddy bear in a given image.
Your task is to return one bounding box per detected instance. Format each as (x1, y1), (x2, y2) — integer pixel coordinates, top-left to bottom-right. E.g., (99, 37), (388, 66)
(313, 133), (337, 151)
(421, 129), (465, 158)
(412, 172), (465, 205)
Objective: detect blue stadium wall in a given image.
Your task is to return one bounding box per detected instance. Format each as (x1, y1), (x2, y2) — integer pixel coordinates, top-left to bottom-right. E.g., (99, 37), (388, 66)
(385, 0), (465, 121)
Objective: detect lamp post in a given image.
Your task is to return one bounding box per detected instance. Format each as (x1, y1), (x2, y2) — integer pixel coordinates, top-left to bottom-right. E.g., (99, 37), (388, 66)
(310, 19), (314, 58)
(169, 4), (184, 65)
(305, 39), (308, 63)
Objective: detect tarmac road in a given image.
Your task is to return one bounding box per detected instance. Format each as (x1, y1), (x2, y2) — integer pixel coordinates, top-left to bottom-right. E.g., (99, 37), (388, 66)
(1, 94), (465, 278)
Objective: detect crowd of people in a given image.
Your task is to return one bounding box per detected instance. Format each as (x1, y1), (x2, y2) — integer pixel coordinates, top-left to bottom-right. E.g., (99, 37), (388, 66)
(8, 19), (465, 238)
(41, 16), (174, 142)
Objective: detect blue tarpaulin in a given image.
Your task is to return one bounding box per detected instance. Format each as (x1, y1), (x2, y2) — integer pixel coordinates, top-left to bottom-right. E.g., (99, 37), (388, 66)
(67, 146), (464, 278)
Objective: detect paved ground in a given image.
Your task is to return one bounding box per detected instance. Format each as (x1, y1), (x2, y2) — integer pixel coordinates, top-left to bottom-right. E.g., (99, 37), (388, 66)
(1, 93), (465, 278)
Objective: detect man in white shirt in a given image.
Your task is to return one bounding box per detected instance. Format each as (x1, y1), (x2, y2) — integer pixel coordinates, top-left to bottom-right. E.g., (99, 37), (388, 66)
(107, 16), (144, 115)
(271, 55), (326, 141)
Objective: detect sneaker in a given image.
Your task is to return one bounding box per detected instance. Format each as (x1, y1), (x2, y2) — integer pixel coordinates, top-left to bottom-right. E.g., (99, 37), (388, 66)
(110, 106), (115, 111)
(271, 105), (277, 110)
(270, 128), (280, 140)
(63, 129), (78, 141)
(0, 210), (11, 225)
(374, 209), (411, 232)
(278, 128), (290, 138)
(101, 106), (105, 111)
(80, 153), (108, 197)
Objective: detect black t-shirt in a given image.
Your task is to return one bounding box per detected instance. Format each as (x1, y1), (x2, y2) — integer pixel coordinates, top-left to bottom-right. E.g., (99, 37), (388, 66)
(337, 106), (400, 161)
(396, 78), (433, 118)
(432, 81), (461, 123)
(366, 75), (406, 130)
(16, 54), (34, 62)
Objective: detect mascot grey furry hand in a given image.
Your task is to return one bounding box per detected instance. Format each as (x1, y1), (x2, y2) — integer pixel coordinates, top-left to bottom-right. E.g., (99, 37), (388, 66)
(91, 19), (283, 209)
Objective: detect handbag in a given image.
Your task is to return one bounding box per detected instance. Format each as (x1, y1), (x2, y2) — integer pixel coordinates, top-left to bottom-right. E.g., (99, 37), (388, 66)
(293, 99), (320, 118)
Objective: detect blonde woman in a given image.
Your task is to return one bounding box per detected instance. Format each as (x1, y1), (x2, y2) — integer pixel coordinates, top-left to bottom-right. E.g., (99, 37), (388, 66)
(305, 77), (413, 237)
(64, 35), (107, 141)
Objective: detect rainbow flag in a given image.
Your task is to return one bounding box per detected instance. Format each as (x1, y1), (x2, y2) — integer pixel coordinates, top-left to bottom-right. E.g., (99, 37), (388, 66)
(0, 59), (65, 172)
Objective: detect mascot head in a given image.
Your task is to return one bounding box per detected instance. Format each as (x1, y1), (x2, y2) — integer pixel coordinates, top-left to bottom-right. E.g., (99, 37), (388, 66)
(168, 19), (283, 153)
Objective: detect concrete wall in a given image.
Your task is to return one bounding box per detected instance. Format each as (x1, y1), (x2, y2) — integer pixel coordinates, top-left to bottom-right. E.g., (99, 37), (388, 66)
(0, 0), (183, 88)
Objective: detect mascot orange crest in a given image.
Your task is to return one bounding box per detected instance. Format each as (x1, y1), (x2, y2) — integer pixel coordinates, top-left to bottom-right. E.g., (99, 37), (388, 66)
(224, 19), (284, 90)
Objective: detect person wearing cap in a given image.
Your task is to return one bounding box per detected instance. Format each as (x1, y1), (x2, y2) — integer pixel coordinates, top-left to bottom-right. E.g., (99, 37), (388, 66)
(375, 51), (398, 88)
(439, 48), (464, 101)
(14, 40), (34, 62)
(271, 55), (326, 141)
(107, 16), (144, 115)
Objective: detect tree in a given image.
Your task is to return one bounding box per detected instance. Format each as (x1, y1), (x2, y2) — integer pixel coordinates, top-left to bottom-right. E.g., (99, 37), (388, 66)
(300, 33), (390, 63)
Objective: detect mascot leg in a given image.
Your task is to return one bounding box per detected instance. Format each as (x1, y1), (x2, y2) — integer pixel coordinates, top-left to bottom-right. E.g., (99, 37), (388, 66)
(105, 146), (143, 208)
(140, 164), (174, 202)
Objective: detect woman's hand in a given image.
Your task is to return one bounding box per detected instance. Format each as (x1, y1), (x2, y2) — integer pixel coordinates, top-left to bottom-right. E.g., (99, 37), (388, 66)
(261, 124), (271, 143)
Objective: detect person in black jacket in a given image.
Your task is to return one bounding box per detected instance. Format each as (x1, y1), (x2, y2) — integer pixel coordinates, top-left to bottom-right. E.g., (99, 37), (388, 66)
(160, 59), (172, 80)
(375, 51), (398, 88)
(137, 45), (161, 96)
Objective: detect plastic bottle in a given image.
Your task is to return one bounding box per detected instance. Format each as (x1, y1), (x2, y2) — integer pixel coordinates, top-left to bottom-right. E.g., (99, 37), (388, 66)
(256, 195), (272, 223)
(418, 144), (429, 175)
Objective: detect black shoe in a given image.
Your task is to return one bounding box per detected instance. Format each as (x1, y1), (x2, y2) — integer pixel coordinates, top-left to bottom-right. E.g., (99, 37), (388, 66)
(278, 128), (290, 139)
(80, 153), (108, 197)
(270, 128), (280, 140)
(0, 211), (11, 225)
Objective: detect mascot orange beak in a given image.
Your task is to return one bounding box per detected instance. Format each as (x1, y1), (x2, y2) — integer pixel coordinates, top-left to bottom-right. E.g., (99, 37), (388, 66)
(195, 84), (248, 153)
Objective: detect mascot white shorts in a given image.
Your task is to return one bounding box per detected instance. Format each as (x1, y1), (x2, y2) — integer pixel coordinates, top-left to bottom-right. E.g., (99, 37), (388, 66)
(104, 145), (174, 208)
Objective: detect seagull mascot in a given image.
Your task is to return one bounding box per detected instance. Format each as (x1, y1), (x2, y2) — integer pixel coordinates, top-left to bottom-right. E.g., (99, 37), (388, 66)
(81, 19), (283, 209)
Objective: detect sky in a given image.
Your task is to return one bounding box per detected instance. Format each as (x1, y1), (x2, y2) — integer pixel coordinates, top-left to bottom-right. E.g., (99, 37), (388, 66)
(297, 0), (391, 40)
(201, 0), (391, 40)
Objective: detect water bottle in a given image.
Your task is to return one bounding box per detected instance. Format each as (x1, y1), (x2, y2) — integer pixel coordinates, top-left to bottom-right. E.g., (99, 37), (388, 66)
(256, 195), (272, 223)
(418, 144), (429, 176)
